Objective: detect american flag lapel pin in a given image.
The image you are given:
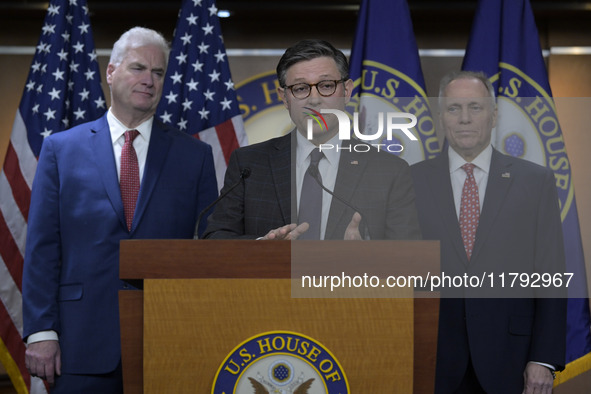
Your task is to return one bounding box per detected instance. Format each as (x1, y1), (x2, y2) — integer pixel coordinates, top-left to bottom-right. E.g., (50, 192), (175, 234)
(501, 172), (511, 178)
(351, 160), (359, 165)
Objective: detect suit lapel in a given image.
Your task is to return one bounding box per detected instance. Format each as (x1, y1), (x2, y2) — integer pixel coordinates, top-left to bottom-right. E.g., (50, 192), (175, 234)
(471, 149), (514, 262)
(428, 152), (469, 264)
(325, 141), (367, 239)
(90, 115), (127, 230)
(269, 133), (292, 224)
(132, 121), (172, 233)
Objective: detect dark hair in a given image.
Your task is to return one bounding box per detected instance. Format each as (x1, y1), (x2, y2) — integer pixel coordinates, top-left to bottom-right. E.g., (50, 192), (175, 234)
(276, 39), (349, 87)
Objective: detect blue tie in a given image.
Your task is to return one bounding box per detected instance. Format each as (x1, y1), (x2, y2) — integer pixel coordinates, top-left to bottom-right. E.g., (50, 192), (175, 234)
(298, 149), (324, 239)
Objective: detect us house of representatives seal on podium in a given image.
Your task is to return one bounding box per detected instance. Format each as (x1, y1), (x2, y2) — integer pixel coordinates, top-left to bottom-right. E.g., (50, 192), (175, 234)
(212, 331), (349, 394)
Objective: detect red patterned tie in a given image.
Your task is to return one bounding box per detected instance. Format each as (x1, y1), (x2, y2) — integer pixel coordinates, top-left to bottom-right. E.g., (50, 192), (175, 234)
(459, 163), (480, 260)
(120, 129), (140, 231)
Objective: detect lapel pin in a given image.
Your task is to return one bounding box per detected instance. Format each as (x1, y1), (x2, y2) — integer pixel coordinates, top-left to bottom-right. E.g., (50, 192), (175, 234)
(351, 160), (359, 165)
(501, 172), (511, 178)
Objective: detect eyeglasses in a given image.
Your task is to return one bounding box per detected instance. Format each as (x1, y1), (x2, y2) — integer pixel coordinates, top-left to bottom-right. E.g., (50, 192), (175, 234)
(284, 80), (345, 99)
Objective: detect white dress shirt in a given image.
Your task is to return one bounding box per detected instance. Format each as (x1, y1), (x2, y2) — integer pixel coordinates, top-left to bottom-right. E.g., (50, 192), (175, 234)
(107, 109), (152, 183)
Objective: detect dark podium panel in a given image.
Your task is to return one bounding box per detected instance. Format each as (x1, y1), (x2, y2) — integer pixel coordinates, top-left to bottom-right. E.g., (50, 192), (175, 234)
(119, 240), (439, 393)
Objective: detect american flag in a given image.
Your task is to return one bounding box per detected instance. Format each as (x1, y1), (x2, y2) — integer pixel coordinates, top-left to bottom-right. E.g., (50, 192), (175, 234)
(156, 0), (247, 189)
(0, 0), (105, 392)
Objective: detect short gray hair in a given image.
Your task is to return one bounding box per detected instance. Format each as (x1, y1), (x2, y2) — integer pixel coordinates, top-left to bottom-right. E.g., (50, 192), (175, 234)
(109, 27), (170, 67)
(438, 70), (496, 110)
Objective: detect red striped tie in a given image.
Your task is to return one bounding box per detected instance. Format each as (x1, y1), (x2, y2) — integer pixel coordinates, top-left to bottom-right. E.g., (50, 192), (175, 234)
(120, 129), (140, 231)
(459, 163), (480, 260)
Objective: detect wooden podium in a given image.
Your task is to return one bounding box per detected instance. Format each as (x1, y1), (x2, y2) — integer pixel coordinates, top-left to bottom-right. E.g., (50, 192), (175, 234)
(119, 240), (439, 393)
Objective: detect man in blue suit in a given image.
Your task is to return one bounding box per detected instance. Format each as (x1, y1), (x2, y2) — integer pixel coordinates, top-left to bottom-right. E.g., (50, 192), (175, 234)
(411, 71), (566, 393)
(22, 27), (218, 392)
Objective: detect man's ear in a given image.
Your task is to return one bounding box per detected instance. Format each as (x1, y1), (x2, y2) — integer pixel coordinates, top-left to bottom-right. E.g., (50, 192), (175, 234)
(343, 79), (354, 104)
(106, 64), (115, 85)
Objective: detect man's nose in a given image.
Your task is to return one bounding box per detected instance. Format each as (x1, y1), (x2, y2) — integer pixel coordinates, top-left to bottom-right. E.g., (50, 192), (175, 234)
(459, 107), (471, 123)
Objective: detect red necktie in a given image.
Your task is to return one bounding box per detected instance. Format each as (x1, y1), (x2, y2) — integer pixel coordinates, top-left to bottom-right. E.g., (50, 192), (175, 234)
(120, 129), (140, 231)
(459, 163), (480, 260)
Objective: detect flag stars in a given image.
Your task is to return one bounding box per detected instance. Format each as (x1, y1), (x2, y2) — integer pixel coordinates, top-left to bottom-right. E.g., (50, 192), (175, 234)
(220, 97), (232, 110)
(32, 104), (40, 114)
(193, 0), (203, 7)
(47, 4), (60, 16)
(62, 31), (71, 42)
(52, 69), (65, 81)
(186, 78), (199, 91)
(192, 60), (204, 73)
(69, 62), (79, 73)
(88, 51), (98, 62)
(84, 69), (95, 80)
(209, 70), (221, 82)
(36, 42), (48, 53)
(78, 22), (90, 34)
(203, 89), (215, 101)
(165, 91), (178, 104)
(57, 49), (69, 61)
(73, 41), (85, 53)
(79, 88), (90, 101)
(180, 33), (192, 45)
(73, 107), (86, 120)
(198, 107), (209, 120)
(186, 13), (198, 25)
(65, 14), (74, 24)
(198, 41), (209, 54)
(177, 118), (188, 130)
(41, 128), (53, 138)
(160, 111), (172, 124)
(36, 84), (44, 94)
(94, 96), (106, 109)
(62, 118), (70, 128)
(214, 50), (226, 63)
(171, 71), (183, 84)
(176, 52), (188, 65)
(224, 79), (235, 91)
(202, 23), (214, 36)
(181, 98), (193, 111)
(26, 81), (36, 91)
(48, 88), (61, 100)
(44, 108), (57, 121)
(32, 62), (42, 73)
(42, 24), (56, 35)
(208, 4), (218, 16)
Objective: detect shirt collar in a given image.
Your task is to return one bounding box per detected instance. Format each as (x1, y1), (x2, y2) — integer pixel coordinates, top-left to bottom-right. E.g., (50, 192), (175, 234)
(448, 144), (493, 174)
(107, 108), (153, 145)
(295, 130), (340, 167)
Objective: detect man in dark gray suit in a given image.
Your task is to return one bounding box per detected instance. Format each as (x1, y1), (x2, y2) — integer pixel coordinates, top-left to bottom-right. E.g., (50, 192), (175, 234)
(411, 71), (566, 393)
(204, 39), (420, 240)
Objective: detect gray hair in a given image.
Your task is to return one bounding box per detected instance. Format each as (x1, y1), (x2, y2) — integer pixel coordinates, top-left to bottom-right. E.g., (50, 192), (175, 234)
(109, 27), (170, 67)
(276, 39), (349, 87)
(438, 70), (496, 110)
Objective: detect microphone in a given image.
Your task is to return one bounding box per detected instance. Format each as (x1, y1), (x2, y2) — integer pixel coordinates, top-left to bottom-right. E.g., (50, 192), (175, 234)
(307, 164), (371, 240)
(194, 167), (251, 239)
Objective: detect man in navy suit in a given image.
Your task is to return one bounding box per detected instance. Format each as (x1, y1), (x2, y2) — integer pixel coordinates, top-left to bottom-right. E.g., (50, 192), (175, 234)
(204, 39), (420, 241)
(22, 27), (218, 392)
(411, 71), (566, 393)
